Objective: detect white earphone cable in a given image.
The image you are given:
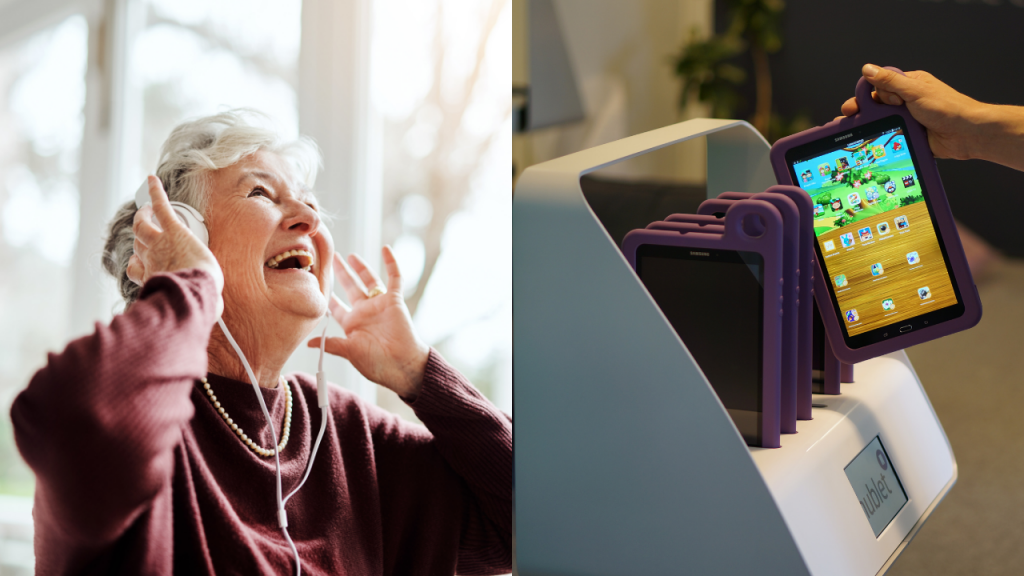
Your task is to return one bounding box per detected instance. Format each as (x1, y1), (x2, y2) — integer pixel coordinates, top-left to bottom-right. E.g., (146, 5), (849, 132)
(216, 317), (302, 575)
(283, 317), (330, 507)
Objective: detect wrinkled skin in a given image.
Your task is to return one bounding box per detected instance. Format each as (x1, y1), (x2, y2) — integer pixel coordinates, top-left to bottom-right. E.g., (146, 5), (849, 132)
(129, 151), (429, 397)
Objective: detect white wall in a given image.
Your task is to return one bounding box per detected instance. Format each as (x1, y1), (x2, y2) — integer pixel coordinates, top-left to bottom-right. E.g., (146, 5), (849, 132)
(514, 0), (714, 184)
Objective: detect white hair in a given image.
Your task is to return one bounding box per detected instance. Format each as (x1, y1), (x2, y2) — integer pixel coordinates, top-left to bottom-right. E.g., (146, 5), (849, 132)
(103, 109), (322, 304)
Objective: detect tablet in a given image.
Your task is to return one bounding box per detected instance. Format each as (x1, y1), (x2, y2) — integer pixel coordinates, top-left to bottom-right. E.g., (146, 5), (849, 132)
(623, 200), (784, 448)
(770, 69), (982, 364)
(636, 245), (767, 445)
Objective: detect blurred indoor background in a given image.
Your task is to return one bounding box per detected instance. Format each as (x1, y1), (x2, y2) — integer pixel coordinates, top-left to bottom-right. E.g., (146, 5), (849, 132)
(514, 1), (1024, 575)
(0, 0), (510, 572)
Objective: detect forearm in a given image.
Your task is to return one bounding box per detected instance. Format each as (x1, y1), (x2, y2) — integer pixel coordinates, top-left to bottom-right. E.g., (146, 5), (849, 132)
(966, 103), (1024, 171)
(406, 350), (513, 566)
(11, 269), (218, 544)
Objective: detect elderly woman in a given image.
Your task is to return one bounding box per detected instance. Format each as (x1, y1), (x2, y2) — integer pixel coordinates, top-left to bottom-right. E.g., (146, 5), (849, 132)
(11, 111), (512, 575)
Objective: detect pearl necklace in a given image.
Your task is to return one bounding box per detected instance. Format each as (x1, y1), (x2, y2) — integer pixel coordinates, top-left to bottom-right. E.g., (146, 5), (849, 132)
(200, 376), (292, 458)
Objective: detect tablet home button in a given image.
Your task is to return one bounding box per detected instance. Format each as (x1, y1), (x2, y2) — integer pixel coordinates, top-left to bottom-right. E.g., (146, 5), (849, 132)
(900, 325), (913, 333)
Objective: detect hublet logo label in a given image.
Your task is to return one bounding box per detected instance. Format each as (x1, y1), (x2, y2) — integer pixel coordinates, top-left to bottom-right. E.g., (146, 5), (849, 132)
(844, 436), (908, 537)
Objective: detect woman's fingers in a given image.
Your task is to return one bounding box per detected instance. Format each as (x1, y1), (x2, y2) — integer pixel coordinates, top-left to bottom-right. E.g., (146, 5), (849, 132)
(133, 237), (149, 262)
(334, 252), (367, 302)
(133, 205), (162, 247)
(146, 176), (184, 233)
(126, 254), (145, 286)
(381, 245), (402, 293)
(347, 253), (385, 292)
(307, 335), (350, 359)
(328, 292), (350, 323)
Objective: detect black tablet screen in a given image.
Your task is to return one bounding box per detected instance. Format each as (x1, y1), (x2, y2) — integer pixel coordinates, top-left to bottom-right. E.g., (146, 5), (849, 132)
(636, 245), (764, 445)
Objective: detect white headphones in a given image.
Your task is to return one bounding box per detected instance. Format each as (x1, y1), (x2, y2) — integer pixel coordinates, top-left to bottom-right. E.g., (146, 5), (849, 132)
(134, 178), (330, 576)
(134, 180), (210, 246)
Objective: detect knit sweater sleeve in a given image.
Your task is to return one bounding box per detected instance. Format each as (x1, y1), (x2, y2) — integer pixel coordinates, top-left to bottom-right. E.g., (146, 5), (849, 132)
(10, 269), (218, 546)
(405, 349), (513, 574)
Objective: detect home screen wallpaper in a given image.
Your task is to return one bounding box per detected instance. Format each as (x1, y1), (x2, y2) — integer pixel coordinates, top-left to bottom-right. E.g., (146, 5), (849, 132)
(791, 128), (958, 337)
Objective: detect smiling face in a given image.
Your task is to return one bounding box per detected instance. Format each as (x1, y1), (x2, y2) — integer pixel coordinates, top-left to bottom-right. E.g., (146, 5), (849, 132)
(204, 151), (333, 326)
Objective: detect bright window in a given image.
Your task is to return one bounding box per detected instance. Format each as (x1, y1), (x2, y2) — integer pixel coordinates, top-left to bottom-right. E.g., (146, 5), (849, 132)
(372, 0), (512, 416)
(0, 15), (89, 571)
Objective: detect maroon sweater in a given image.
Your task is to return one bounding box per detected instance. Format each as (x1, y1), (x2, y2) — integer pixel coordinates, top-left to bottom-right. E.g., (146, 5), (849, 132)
(11, 270), (512, 575)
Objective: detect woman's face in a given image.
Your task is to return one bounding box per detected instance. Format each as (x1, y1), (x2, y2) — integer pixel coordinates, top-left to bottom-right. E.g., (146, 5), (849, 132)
(204, 151), (333, 324)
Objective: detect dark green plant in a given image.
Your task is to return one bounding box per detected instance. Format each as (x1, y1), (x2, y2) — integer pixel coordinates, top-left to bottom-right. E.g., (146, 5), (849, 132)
(673, 0), (786, 139)
(675, 32), (746, 118)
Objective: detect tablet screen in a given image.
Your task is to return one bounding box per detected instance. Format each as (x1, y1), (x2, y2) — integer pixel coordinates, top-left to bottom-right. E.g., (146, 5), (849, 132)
(636, 245), (764, 445)
(786, 115), (964, 347)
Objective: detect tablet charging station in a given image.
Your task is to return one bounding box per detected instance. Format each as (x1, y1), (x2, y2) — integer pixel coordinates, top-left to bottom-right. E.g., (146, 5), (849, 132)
(513, 119), (957, 575)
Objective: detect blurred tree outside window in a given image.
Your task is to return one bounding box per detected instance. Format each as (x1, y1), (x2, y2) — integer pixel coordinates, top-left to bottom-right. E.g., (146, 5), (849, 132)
(133, 0), (303, 197)
(372, 0), (512, 418)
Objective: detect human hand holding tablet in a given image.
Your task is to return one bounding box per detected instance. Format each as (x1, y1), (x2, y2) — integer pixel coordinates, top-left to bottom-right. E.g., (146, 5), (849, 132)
(771, 67), (982, 364)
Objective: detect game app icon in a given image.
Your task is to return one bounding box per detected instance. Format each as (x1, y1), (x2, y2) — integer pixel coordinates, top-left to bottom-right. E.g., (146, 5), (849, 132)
(877, 221), (890, 235)
(872, 145), (886, 158)
(818, 163), (831, 176)
(895, 215), (909, 230)
(906, 251), (920, 265)
(885, 181), (897, 194)
(858, 227), (873, 241)
(835, 274), (848, 288)
(866, 187), (879, 202)
(813, 204), (824, 216)
(871, 262), (884, 276)
(824, 240), (836, 252)
(802, 170), (813, 183)
(918, 286), (931, 300)
(893, 139), (903, 152)
(840, 233), (855, 248)
(836, 157), (850, 171)
(830, 198), (844, 212)
(882, 298), (895, 311)
(902, 174), (916, 188)
(848, 192), (861, 205)
(846, 309), (859, 323)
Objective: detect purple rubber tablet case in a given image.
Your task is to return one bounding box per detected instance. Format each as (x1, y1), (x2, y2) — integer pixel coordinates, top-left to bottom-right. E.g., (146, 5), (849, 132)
(698, 195), (804, 424)
(623, 200), (784, 448)
(687, 193), (850, 397)
(716, 189), (853, 395)
(649, 215), (796, 433)
(769, 67), (982, 364)
(646, 220), (725, 233)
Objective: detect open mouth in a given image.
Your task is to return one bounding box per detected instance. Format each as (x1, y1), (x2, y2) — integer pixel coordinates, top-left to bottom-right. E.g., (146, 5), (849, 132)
(265, 249), (315, 273)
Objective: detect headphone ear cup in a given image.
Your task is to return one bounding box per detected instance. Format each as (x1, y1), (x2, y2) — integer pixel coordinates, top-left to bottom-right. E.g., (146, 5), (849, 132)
(170, 202), (210, 247)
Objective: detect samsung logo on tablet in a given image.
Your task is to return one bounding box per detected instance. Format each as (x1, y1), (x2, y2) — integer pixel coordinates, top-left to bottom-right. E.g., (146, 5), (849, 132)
(835, 133), (853, 142)
(689, 251), (710, 257)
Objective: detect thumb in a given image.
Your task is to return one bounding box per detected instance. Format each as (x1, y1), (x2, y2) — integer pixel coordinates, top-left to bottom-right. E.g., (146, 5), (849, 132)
(863, 64), (918, 104)
(308, 336), (351, 359)
(147, 176), (185, 233)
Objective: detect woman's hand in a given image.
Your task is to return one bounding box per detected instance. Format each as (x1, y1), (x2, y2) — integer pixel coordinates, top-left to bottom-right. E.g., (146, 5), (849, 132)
(838, 64), (992, 161)
(127, 175), (225, 317)
(308, 247), (430, 400)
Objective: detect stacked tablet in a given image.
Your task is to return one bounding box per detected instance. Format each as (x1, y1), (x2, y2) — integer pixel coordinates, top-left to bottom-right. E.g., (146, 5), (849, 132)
(622, 186), (854, 449)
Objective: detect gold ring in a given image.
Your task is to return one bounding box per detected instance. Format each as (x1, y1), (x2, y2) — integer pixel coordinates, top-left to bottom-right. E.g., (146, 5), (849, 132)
(366, 286), (387, 298)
